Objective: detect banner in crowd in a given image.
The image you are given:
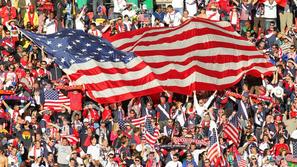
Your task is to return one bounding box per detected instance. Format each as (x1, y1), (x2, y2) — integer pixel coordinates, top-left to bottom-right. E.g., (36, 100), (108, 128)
(55, 85), (83, 91)
(0, 90), (14, 95)
(172, 137), (209, 146)
(1, 95), (33, 101)
(19, 18), (275, 104)
(226, 91), (273, 103)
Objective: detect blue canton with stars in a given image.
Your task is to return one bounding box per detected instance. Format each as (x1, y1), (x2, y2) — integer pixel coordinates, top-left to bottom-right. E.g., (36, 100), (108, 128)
(20, 29), (135, 69)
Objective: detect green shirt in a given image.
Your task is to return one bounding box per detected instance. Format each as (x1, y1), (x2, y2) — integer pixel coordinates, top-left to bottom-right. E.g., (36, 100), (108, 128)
(126, 0), (138, 7)
(143, 0), (153, 10)
(76, 0), (87, 9)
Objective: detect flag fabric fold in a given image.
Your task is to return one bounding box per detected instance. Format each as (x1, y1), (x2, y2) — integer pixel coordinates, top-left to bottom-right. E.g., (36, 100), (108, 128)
(223, 122), (240, 146)
(19, 18), (275, 104)
(144, 117), (159, 145)
(207, 127), (221, 163)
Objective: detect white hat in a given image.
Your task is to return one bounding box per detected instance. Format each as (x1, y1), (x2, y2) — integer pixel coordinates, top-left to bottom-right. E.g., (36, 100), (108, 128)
(25, 116), (31, 123)
(83, 118), (89, 123)
(272, 86), (284, 99)
(7, 139), (13, 145)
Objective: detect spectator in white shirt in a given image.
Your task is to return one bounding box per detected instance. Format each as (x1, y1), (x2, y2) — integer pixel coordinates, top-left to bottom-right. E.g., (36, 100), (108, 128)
(165, 154), (182, 167)
(88, 23), (102, 37)
(163, 5), (182, 27)
(104, 152), (119, 167)
(87, 137), (101, 164)
(44, 12), (57, 35)
(66, 152), (84, 166)
(130, 156), (143, 167)
(263, 0), (277, 30)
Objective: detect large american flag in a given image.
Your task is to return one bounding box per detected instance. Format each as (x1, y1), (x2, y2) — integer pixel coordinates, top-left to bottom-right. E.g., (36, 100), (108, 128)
(44, 89), (70, 111)
(19, 18), (274, 103)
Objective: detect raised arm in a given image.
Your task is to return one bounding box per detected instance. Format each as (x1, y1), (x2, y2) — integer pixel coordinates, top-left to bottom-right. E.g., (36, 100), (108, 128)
(232, 0), (239, 6)
(1, 100), (12, 115)
(20, 101), (32, 115)
(203, 91), (217, 109)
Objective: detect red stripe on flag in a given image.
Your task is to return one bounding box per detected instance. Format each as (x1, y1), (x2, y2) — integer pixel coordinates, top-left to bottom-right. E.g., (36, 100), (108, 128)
(207, 143), (220, 163)
(44, 93), (70, 111)
(65, 17), (275, 104)
(223, 123), (240, 145)
(145, 128), (159, 145)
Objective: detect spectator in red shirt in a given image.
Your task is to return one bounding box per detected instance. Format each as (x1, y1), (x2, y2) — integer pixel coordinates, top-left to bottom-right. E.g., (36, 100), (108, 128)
(273, 136), (290, 156)
(1, 0), (17, 25)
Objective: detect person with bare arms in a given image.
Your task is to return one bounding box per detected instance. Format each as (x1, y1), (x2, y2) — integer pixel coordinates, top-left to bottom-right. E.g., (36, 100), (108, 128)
(0, 148), (8, 167)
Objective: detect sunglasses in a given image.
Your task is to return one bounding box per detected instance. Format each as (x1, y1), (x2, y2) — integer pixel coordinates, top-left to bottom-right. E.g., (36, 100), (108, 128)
(135, 159), (140, 162)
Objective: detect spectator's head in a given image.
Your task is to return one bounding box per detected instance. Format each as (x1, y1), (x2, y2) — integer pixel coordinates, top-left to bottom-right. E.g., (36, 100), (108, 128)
(49, 12), (55, 19)
(29, 5), (35, 13)
(146, 101), (153, 109)
(129, 110), (136, 118)
(6, 0), (11, 7)
(91, 136), (97, 145)
(203, 158), (210, 167)
(69, 158), (77, 167)
(186, 152), (193, 161)
(35, 141), (41, 149)
(90, 23), (96, 30)
(87, 127), (93, 135)
(167, 5), (174, 13)
(209, 4), (217, 11)
(117, 16), (123, 23)
(244, 21), (251, 28)
(200, 8), (206, 14)
(124, 15), (129, 21)
(160, 93), (168, 104)
(279, 136), (285, 143)
(246, 30), (252, 37)
(168, 119), (174, 126)
(172, 154), (179, 161)
(108, 152), (115, 161)
(183, 10), (189, 17)
(156, 5), (162, 12)
(41, 61), (47, 68)
(62, 137), (69, 146)
(134, 156), (141, 165)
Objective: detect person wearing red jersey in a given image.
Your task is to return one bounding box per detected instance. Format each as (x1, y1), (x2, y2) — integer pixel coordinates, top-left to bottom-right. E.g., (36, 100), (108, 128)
(0, 0), (17, 26)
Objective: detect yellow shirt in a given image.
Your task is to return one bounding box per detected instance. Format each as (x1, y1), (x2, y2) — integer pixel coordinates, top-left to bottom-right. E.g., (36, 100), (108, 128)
(23, 12), (39, 27)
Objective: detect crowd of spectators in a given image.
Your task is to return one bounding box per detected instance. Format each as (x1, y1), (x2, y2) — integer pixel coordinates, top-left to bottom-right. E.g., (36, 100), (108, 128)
(0, 0), (297, 166)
